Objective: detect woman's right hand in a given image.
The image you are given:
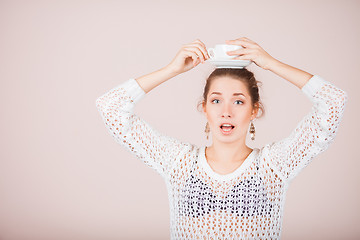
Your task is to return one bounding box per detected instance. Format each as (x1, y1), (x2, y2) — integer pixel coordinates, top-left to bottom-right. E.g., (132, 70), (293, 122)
(165, 39), (210, 75)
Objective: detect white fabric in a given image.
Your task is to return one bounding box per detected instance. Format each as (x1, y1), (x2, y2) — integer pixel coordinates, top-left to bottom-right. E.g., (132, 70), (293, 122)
(95, 74), (347, 239)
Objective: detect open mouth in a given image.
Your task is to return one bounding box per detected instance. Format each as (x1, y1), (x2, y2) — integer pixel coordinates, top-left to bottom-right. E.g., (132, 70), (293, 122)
(220, 124), (235, 132)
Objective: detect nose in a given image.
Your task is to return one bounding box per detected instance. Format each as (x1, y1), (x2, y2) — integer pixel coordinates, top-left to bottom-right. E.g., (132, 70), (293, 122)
(221, 104), (233, 118)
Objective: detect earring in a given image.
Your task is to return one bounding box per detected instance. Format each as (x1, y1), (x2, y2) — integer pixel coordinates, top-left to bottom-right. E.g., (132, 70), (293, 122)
(249, 121), (255, 140)
(204, 122), (210, 140)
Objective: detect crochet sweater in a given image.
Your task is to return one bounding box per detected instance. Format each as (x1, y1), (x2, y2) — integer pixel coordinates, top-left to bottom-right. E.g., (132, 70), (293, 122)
(95, 74), (347, 240)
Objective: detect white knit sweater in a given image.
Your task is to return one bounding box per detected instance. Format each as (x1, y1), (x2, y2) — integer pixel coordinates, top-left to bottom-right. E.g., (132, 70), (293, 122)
(95, 74), (347, 239)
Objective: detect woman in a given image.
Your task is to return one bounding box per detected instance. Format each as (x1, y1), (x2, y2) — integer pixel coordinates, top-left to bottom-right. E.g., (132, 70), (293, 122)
(95, 37), (347, 239)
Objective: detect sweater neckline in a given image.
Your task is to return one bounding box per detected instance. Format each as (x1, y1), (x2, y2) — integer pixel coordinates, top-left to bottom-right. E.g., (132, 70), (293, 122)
(198, 145), (259, 181)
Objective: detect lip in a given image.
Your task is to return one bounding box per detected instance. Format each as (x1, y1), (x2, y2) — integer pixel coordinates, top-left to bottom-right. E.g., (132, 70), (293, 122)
(219, 122), (235, 128)
(220, 125), (235, 135)
(219, 123), (235, 135)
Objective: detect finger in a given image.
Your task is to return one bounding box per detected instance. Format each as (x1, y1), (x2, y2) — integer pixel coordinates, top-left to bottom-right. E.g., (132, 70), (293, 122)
(193, 39), (210, 59)
(233, 54), (254, 61)
(186, 40), (209, 60)
(193, 39), (207, 50)
(229, 37), (253, 43)
(183, 50), (200, 66)
(192, 56), (200, 66)
(226, 48), (252, 56)
(239, 37), (254, 42)
(194, 43), (210, 61)
(240, 37), (260, 48)
(225, 39), (254, 48)
(185, 46), (205, 62)
(183, 46), (206, 63)
(186, 42), (209, 60)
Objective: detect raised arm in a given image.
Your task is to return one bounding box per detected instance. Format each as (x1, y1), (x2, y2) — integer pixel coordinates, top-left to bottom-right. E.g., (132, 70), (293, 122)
(226, 37), (347, 183)
(95, 39), (210, 179)
(264, 74), (347, 183)
(226, 37), (313, 89)
(136, 39), (210, 93)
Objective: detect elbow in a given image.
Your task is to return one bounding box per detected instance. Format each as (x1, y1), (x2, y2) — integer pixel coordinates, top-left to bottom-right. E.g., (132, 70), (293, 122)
(336, 89), (348, 120)
(341, 90), (348, 108)
(336, 87), (348, 108)
(322, 89), (347, 143)
(96, 100), (132, 137)
(330, 88), (348, 119)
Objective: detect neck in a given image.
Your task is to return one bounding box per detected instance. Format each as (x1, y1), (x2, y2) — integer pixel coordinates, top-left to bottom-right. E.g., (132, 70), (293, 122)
(206, 137), (253, 164)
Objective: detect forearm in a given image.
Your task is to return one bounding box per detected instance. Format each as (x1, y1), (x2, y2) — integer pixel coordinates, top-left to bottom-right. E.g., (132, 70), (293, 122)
(267, 59), (313, 89)
(135, 66), (178, 94)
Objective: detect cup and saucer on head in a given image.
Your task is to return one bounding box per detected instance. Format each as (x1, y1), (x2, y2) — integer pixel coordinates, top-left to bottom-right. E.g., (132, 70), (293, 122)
(207, 44), (252, 69)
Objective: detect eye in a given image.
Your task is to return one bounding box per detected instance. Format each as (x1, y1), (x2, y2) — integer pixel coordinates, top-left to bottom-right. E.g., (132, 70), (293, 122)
(211, 99), (244, 104)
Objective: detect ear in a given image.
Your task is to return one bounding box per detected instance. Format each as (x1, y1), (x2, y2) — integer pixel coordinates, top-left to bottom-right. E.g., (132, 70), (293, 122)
(251, 103), (259, 120)
(202, 102), (206, 114)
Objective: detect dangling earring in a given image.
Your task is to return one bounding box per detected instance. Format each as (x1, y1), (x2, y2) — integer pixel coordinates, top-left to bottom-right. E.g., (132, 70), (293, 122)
(204, 122), (210, 140)
(249, 121), (255, 140)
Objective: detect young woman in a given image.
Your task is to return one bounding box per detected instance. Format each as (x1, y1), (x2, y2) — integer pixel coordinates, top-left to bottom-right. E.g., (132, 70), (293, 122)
(96, 37), (347, 239)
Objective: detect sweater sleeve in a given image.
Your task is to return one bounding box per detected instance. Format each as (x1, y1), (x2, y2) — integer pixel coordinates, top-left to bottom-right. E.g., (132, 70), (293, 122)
(261, 75), (347, 184)
(95, 78), (193, 179)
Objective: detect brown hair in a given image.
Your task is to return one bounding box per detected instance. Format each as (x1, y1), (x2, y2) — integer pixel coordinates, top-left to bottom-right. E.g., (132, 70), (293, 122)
(197, 68), (264, 118)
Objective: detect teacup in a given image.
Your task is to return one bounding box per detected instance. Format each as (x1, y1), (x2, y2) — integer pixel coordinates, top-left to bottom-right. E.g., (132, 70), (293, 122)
(207, 44), (243, 60)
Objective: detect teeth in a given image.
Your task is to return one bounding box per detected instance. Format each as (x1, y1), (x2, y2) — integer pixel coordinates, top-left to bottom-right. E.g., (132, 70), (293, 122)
(222, 128), (232, 132)
(222, 124), (232, 127)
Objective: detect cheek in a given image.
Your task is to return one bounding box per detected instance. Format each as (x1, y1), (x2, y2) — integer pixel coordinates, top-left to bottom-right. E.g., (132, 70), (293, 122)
(236, 118), (251, 133)
(237, 107), (253, 120)
(205, 109), (218, 127)
(206, 112), (216, 124)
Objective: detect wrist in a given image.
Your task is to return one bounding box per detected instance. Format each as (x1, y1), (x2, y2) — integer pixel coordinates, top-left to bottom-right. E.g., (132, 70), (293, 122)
(266, 58), (282, 71)
(162, 65), (180, 78)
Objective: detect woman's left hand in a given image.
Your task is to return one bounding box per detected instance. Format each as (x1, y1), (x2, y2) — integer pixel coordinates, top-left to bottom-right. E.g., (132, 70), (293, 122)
(225, 37), (278, 70)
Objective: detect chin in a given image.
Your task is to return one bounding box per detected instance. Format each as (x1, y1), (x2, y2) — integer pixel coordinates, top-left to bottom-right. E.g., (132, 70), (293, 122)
(215, 134), (239, 142)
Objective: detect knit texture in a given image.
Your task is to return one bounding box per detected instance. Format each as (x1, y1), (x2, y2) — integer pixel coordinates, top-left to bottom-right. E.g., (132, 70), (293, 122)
(95, 75), (347, 239)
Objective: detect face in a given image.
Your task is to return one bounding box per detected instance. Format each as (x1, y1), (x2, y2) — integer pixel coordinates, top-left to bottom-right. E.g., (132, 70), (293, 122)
(202, 76), (258, 143)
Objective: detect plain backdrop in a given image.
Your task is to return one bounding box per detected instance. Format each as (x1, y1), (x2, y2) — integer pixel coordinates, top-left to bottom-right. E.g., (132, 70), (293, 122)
(0, 0), (359, 239)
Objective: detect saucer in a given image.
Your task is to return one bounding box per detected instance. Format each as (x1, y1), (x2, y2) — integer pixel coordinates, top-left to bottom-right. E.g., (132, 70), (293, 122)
(207, 59), (252, 69)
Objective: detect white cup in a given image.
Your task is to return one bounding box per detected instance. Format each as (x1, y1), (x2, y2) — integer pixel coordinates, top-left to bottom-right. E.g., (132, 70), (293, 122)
(207, 44), (243, 60)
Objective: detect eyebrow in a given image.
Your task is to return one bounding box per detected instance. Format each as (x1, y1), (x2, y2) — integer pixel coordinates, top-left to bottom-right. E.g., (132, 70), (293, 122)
(210, 92), (245, 96)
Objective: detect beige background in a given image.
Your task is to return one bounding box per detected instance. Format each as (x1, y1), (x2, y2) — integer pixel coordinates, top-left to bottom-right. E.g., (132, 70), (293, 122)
(0, 0), (359, 239)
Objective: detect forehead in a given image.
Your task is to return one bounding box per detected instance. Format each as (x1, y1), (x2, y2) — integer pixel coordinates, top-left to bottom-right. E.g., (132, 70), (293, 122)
(208, 76), (249, 96)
